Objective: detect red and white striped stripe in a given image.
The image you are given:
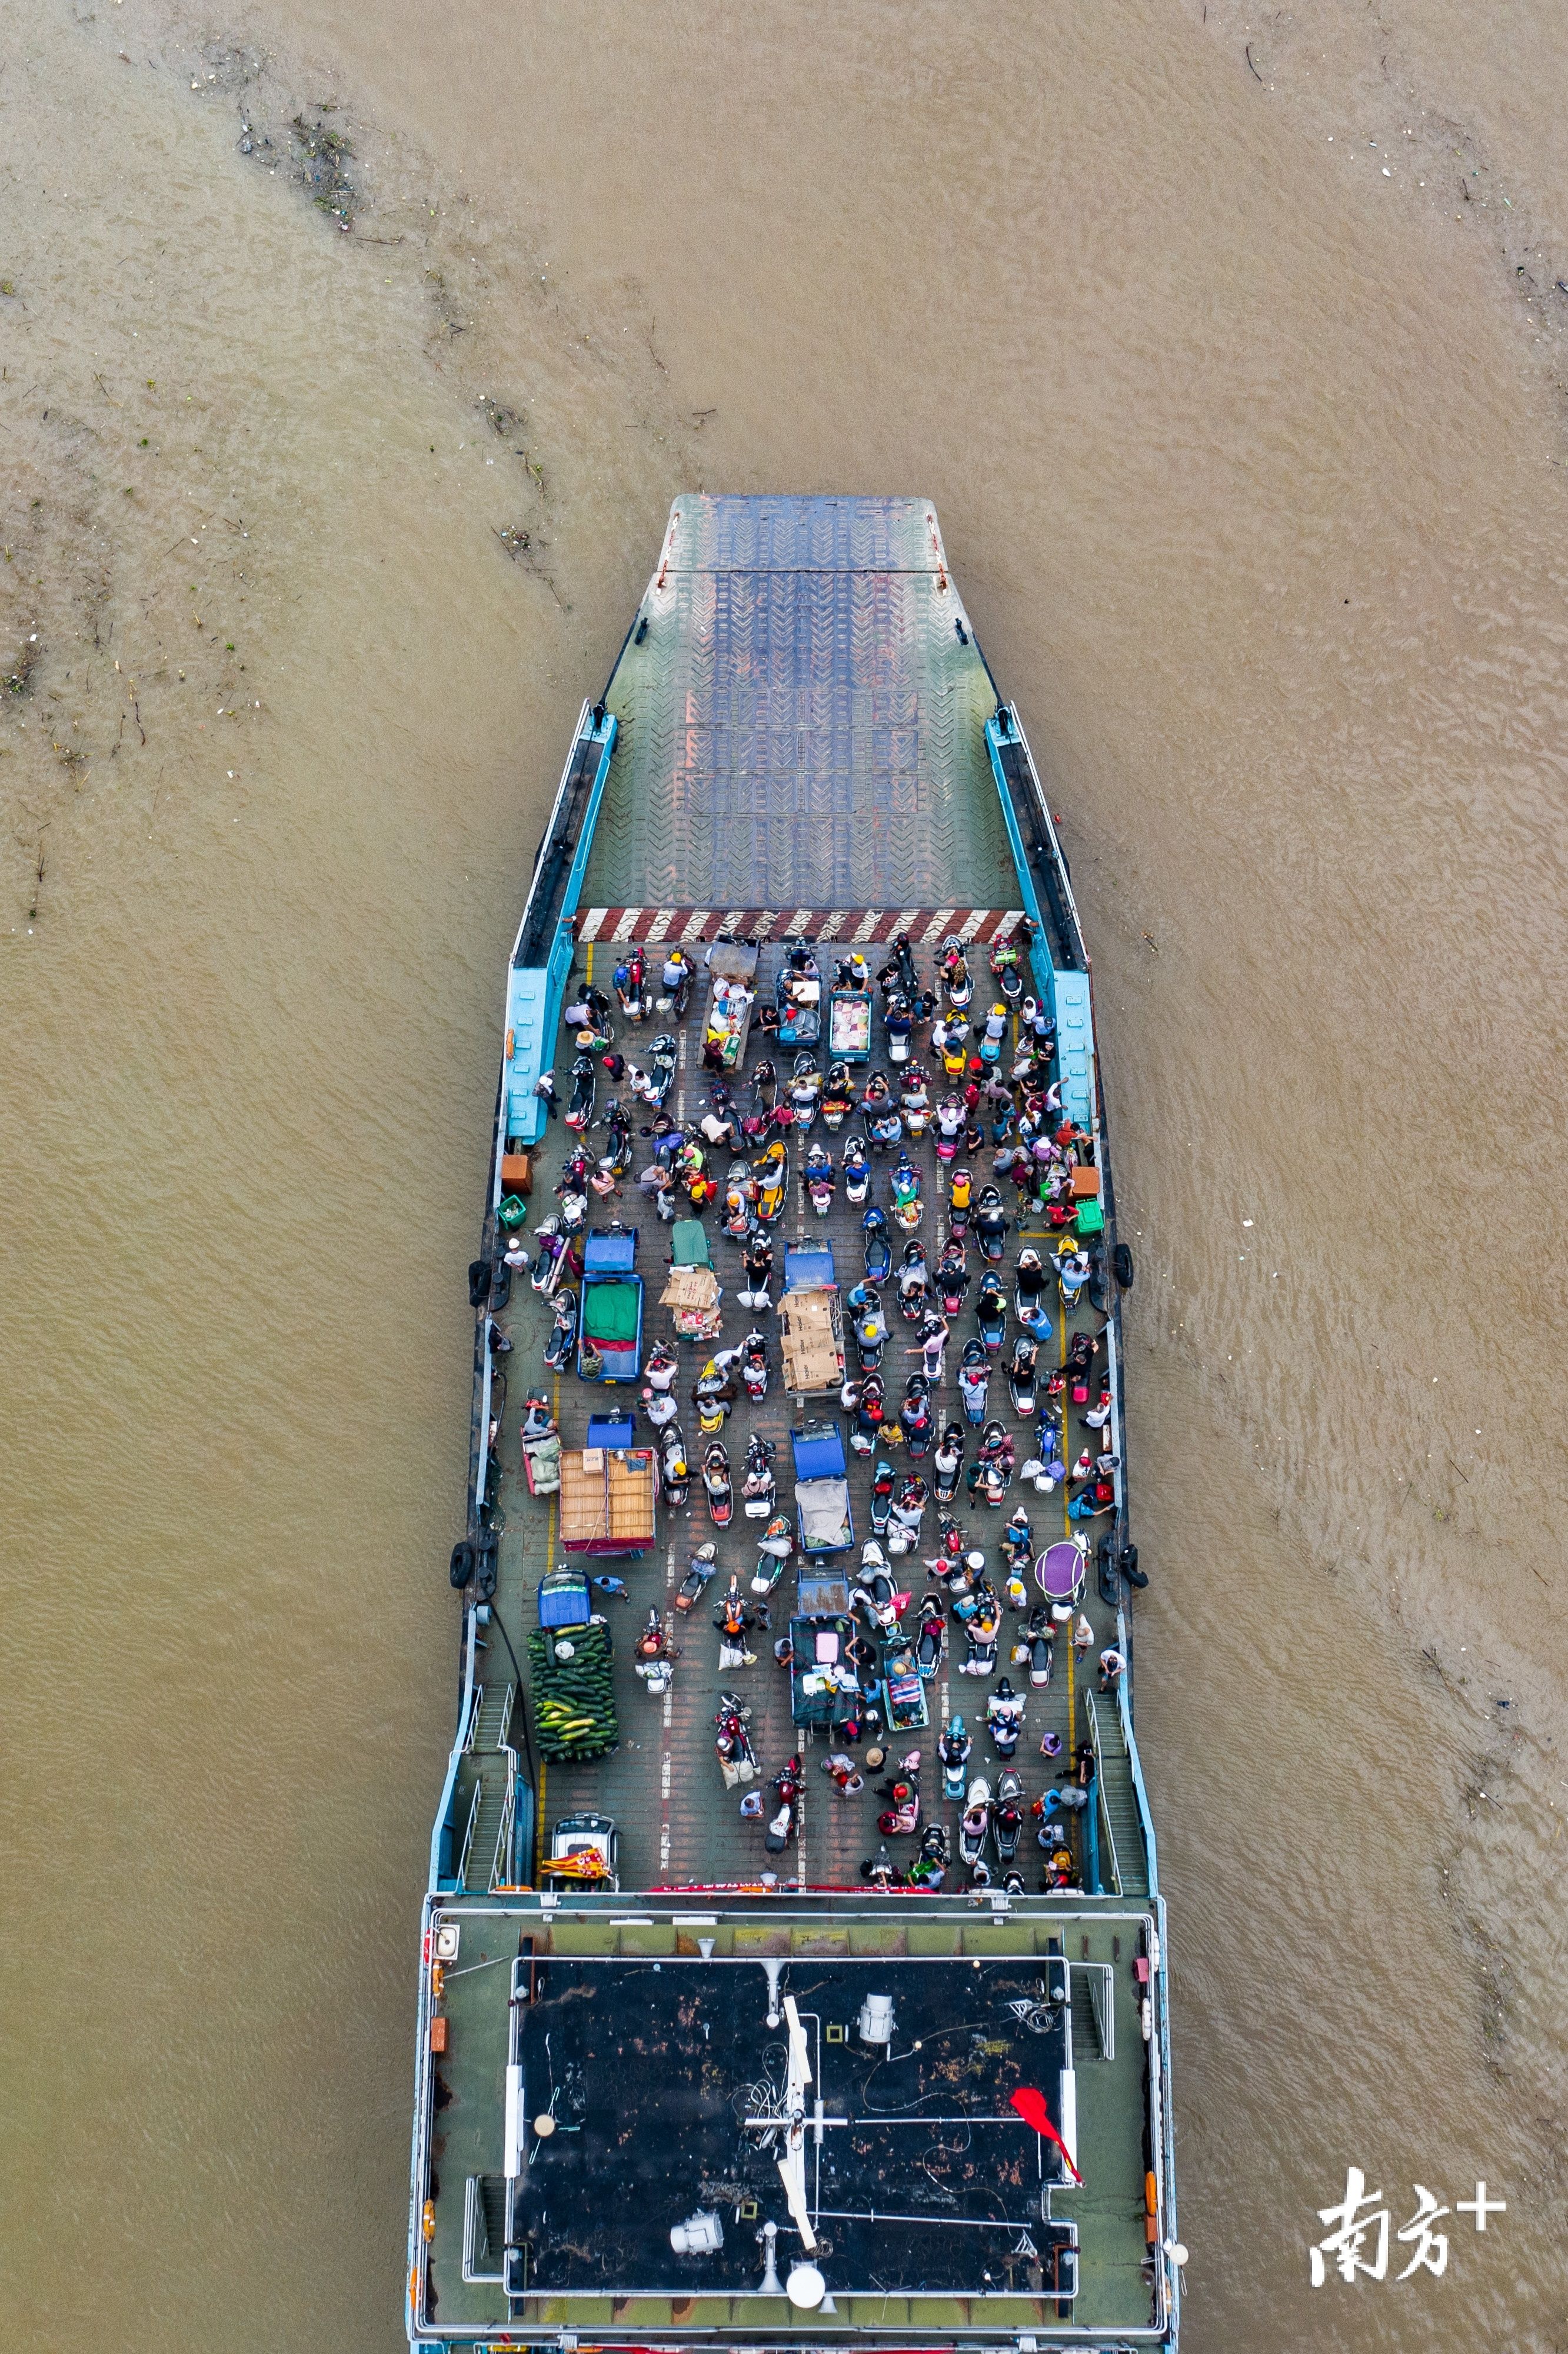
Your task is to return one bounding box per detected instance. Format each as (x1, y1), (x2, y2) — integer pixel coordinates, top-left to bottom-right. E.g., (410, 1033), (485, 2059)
(574, 907), (1025, 946)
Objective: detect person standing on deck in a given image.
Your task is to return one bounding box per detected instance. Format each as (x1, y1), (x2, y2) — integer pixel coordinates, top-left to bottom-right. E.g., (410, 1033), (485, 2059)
(1098, 1646), (1126, 1694)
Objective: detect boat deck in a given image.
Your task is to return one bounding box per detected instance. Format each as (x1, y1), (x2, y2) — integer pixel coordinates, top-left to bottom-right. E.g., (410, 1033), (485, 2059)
(477, 934), (1141, 1901)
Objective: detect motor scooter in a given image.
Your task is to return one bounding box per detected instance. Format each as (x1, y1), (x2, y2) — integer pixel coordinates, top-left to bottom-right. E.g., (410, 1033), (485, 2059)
(852, 1538), (906, 1631)
(634, 1611), (680, 1698)
(990, 936), (1024, 1006)
(940, 937), (974, 1010)
(1024, 1606), (1056, 1688)
(869, 1459), (895, 1535)
(941, 1717), (972, 1802)
(937, 1239), (968, 1314)
(658, 1425), (692, 1508)
(749, 1514), (795, 1597)
(1016, 1248), (1051, 1335)
(897, 1241), (929, 1323)
(850, 1287), (888, 1375)
(701, 1440), (732, 1527)
(884, 995), (913, 1065)
(899, 1070), (930, 1136)
(890, 1152), (923, 1232)
(991, 1764), (1026, 1861)
(673, 1540), (717, 1612)
(934, 1097), (964, 1163)
(612, 945), (648, 1023)
(821, 1060), (855, 1130)
(542, 1288), (579, 1371)
(741, 1330), (770, 1404)
(876, 1748), (923, 1837)
(987, 1678), (1025, 1757)
(900, 1375), (933, 1459)
(741, 1432), (776, 1521)
(1008, 1335), (1039, 1417)
(976, 1272), (1007, 1354)
(974, 1185), (1009, 1261)
(861, 1206), (891, 1281)
(805, 1141), (835, 1216)
(755, 1140), (788, 1222)
(932, 1421), (964, 1504)
(915, 1592), (946, 1678)
(947, 1168), (972, 1238)
(788, 1052), (823, 1131)
(959, 1776), (992, 1870)
(843, 1137), (871, 1205)
(957, 1338), (990, 1425)
(885, 1473), (928, 1557)
(957, 1590), (1001, 1677)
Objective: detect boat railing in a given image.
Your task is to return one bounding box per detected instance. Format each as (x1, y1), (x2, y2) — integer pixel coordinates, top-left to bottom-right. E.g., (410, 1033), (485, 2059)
(455, 1777), (484, 1893)
(1083, 1688), (1124, 1897)
(490, 1683), (519, 1893)
(1117, 1604), (1160, 1896)
(427, 1633), (481, 1891)
(460, 2173), (505, 2286)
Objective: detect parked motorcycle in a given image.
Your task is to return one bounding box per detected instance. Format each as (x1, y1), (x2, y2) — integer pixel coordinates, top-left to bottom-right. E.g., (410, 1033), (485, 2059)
(564, 1053), (597, 1132)
(659, 1425), (692, 1508)
(901, 1374), (933, 1459)
(976, 1271), (1007, 1355)
(957, 1338), (991, 1425)
(750, 1513), (795, 1596)
(755, 1139), (788, 1222)
(974, 1184), (1009, 1261)
(740, 1432), (776, 1522)
(1024, 1607), (1056, 1688)
(634, 1611), (680, 1698)
(886, 1472), (928, 1557)
(876, 1748), (923, 1837)
(714, 1690), (758, 1788)
(933, 1717), (970, 1803)
(612, 945), (648, 1023)
(991, 1764), (1026, 1861)
(987, 1678), (1025, 1758)
(933, 1421), (965, 1504)
(764, 1757), (804, 1853)
(542, 1287), (579, 1371)
(849, 1285), (888, 1375)
(915, 1592), (946, 1678)
(1016, 1247), (1051, 1335)
(788, 1051), (823, 1131)
(890, 1152), (923, 1232)
(959, 1776), (992, 1870)
(674, 1540), (717, 1612)
(702, 1439), (733, 1527)
(821, 1060), (855, 1131)
(870, 1460), (895, 1536)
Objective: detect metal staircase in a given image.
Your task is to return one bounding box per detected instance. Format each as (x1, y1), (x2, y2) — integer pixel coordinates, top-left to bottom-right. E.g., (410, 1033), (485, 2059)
(1086, 1688), (1149, 1897)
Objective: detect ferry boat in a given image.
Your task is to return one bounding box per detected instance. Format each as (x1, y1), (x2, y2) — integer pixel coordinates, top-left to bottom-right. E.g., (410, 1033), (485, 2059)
(407, 497), (1179, 2349)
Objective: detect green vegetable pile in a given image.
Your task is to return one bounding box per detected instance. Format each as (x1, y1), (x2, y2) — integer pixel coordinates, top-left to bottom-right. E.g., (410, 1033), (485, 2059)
(527, 1619), (620, 1760)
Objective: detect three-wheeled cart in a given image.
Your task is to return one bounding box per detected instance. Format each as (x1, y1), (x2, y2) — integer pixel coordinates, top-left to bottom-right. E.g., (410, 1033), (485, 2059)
(775, 945), (823, 1048)
(702, 939), (758, 1073)
(828, 985), (874, 1062)
(660, 1217), (723, 1341)
(558, 1414), (657, 1556)
(791, 1419), (854, 1555)
(788, 1611), (863, 1731)
(578, 1223), (644, 1382)
(779, 1243), (845, 1395)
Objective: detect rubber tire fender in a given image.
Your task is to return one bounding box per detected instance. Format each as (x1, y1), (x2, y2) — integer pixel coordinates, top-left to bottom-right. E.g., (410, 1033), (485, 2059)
(450, 1541), (476, 1590)
(468, 1259), (490, 1306)
(1112, 1241), (1135, 1290)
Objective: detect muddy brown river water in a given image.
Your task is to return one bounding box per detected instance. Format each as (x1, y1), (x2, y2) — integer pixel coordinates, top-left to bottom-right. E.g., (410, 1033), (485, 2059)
(2, 1), (1564, 2347)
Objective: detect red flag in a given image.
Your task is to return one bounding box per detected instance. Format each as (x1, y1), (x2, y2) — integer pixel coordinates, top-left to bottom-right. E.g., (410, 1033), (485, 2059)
(1010, 2084), (1082, 2185)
